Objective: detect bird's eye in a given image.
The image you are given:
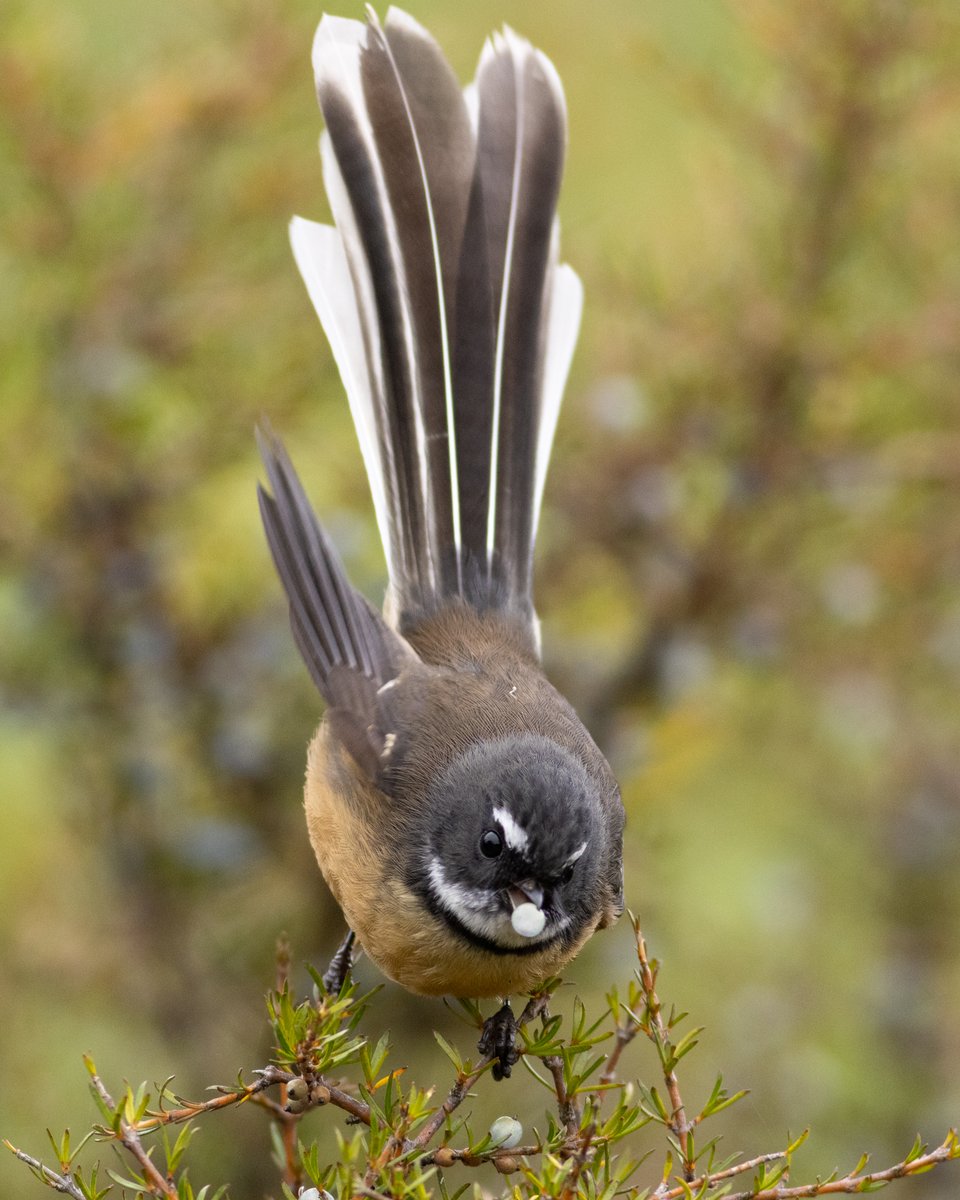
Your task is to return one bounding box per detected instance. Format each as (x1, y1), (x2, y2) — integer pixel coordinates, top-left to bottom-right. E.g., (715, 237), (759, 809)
(479, 830), (503, 858)
(560, 864), (575, 885)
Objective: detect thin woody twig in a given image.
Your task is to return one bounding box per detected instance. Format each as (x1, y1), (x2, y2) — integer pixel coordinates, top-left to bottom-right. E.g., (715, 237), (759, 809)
(274, 938), (301, 1194)
(86, 1062), (177, 1198)
(595, 1019), (639, 1096)
(134, 1075), (277, 1131)
(132, 1065), (371, 1134)
(250, 1091), (292, 1119)
(411, 988), (555, 1152)
(542, 1054), (582, 1138)
(297, 1074), (372, 1126)
(423, 1143), (542, 1168)
(724, 1131), (959, 1200)
(409, 1057), (494, 1151)
(2, 1144), (84, 1199)
(631, 921), (695, 1181)
(560, 1122), (597, 1199)
(518, 990), (552, 1026)
(657, 1150), (788, 1199)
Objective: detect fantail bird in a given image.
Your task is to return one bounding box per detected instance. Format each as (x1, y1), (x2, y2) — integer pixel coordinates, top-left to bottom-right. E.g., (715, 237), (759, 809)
(257, 7), (624, 1073)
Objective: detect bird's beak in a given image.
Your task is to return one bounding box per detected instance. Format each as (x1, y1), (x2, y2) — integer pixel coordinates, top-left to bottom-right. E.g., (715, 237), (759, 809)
(507, 880), (545, 911)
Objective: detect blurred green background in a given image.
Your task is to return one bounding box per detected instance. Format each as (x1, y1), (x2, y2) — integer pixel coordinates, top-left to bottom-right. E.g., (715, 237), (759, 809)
(2, 0), (959, 1195)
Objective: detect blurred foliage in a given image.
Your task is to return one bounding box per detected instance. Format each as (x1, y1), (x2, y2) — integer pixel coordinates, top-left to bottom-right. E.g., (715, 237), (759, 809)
(8, 922), (956, 1198)
(1, 0), (958, 1196)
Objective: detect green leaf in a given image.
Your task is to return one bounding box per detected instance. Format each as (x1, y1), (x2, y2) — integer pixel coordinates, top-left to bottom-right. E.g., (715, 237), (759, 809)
(668, 1025), (703, 1068)
(699, 1075), (749, 1121)
(786, 1129), (810, 1155)
(74, 1164), (112, 1200)
(903, 1134), (926, 1165)
(638, 1083), (670, 1124)
(446, 997), (484, 1028)
(45, 1127), (70, 1167)
(166, 1122), (197, 1173)
(269, 1119), (286, 1172)
(433, 1032), (463, 1073)
(107, 1167), (149, 1190)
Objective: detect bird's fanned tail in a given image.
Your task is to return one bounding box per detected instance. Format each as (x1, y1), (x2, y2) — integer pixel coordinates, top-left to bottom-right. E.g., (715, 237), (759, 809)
(288, 8), (582, 651)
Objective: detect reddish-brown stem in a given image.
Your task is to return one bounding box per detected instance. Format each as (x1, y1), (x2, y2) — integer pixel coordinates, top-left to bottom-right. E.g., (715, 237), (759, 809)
(273, 942), (302, 1193)
(542, 1054), (582, 1138)
(724, 1133), (959, 1199)
(633, 924), (694, 1180)
(134, 1076), (276, 1131)
(409, 1058), (493, 1150)
(657, 1151), (788, 1199)
(559, 1123), (597, 1199)
(88, 1067), (177, 1197)
(596, 1023), (638, 1095)
(133, 1065), (371, 1133)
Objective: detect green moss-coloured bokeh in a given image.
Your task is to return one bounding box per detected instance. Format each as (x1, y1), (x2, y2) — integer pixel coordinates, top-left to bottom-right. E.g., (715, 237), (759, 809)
(2, 0), (958, 1196)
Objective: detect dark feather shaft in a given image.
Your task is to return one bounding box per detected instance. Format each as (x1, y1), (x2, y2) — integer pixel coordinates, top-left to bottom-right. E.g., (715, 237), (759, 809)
(479, 43), (565, 602)
(319, 86), (429, 601)
(362, 15), (474, 597)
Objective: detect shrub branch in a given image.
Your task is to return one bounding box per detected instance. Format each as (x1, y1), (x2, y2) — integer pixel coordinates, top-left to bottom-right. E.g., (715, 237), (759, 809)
(5, 925), (957, 1200)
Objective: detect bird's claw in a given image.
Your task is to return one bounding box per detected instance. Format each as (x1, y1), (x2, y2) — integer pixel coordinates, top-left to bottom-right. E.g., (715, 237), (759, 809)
(478, 1001), (520, 1080)
(322, 929), (356, 994)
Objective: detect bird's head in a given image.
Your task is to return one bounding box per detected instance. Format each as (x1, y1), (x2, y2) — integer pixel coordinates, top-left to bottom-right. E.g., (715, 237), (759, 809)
(411, 733), (605, 955)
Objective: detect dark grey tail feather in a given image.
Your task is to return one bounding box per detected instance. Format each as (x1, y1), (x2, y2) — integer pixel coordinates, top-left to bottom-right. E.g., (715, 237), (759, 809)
(318, 87), (430, 603)
(292, 12), (578, 649)
(362, 17), (474, 602)
(474, 37), (566, 606)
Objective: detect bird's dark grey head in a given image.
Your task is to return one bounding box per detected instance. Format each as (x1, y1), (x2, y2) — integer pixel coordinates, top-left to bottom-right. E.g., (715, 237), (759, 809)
(411, 732), (605, 954)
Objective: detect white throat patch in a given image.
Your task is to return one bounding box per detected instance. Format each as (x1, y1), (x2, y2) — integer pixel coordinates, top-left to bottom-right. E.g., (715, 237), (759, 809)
(426, 856), (564, 949)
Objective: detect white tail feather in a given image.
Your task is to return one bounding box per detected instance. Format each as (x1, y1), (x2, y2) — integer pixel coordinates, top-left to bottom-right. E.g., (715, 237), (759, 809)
(288, 216), (394, 576)
(319, 132), (384, 406)
(312, 15), (366, 107)
(534, 261), (583, 533)
(308, 13), (437, 595)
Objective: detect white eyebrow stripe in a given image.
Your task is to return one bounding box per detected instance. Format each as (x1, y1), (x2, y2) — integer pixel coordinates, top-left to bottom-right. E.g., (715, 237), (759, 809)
(565, 841), (587, 866)
(492, 805), (529, 853)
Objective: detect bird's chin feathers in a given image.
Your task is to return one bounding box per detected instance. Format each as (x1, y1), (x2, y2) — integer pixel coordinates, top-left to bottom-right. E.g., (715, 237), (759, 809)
(425, 855), (569, 952)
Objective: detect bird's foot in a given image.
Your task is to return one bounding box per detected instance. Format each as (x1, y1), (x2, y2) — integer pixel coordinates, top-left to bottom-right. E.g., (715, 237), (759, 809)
(321, 929), (356, 994)
(478, 1001), (520, 1081)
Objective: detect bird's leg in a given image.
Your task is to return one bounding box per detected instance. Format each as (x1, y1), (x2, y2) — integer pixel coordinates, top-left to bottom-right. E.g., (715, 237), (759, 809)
(321, 929), (356, 994)
(478, 1000), (520, 1081)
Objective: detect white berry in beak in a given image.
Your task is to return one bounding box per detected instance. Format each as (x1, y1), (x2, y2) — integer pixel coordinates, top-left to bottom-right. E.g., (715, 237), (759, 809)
(510, 902), (546, 938)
